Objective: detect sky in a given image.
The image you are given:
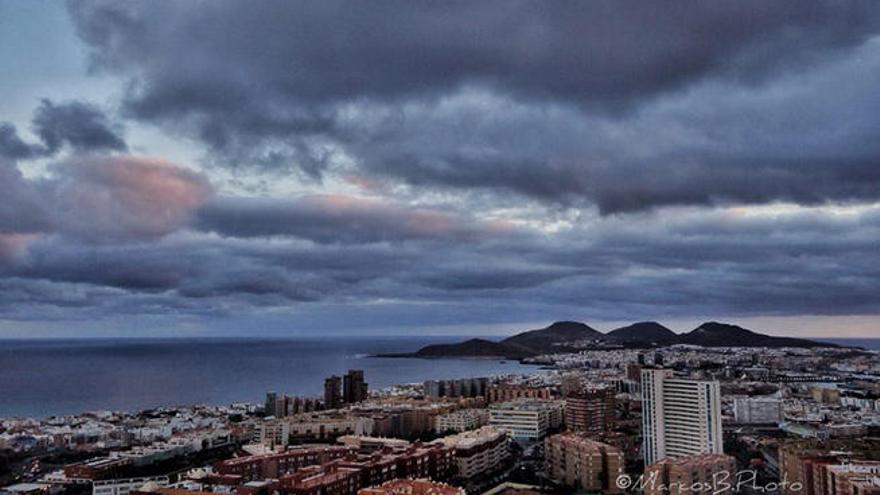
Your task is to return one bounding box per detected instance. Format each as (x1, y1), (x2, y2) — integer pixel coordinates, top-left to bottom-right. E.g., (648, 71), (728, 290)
(1, 1), (879, 339)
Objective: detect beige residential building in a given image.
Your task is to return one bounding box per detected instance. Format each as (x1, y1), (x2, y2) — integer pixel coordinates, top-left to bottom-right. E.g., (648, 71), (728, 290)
(435, 408), (489, 433)
(545, 433), (624, 493)
(436, 426), (509, 480)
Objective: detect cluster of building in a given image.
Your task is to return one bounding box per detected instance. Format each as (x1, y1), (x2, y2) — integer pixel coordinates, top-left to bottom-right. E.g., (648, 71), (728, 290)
(325, 370), (370, 410)
(127, 476), (465, 495)
(262, 370), (371, 420)
(4, 341), (880, 495)
(0, 407), (244, 455)
(214, 441), (455, 493)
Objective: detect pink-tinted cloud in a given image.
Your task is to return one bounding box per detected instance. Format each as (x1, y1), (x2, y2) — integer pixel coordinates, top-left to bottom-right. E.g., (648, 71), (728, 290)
(53, 156), (213, 241)
(0, 234), (40, 262)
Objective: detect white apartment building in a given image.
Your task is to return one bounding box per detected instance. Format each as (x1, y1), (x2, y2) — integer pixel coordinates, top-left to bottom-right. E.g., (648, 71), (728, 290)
(337, 435), (411, 453)
(489, 399), (563, 442)
(254, 420), (290, 446)
(734, 397), (783, 424)
(256, 415), (373, 446)
(286, 415), (372, 439)
(92, 476), (168, 495)
(434, 409), (489, 433)
(641, 368), (723, 465)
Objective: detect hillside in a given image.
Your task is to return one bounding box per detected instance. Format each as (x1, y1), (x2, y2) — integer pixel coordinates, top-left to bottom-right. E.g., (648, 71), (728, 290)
(411, 321), (602, 359)
(500, 321), (603, 354)
(409, 338), (524, 358)
(678, 321), (834, 348)
(606, 321), (677, 344)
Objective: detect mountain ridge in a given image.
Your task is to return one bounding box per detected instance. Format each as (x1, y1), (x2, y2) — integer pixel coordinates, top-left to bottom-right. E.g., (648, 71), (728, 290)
(396, 319), (836, 359)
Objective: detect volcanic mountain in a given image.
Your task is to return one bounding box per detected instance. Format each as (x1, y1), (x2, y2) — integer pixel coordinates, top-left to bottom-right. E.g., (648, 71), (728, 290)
(501, 321), (603, 354)
(410, 320), (602, 359)
(396, 319), (836, 359)
(677, 321), (833, 348)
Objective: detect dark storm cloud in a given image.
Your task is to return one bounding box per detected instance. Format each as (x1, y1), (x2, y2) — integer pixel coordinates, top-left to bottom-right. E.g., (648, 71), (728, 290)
(68, 0), (880, 211)
(0, 124), (43, 160)
(0, 99), (126, 160)
(0, 159), (53, 234)
(344, 66), (880, 213)
(69, 1), (877, 108)
(32, 99), (127, 153)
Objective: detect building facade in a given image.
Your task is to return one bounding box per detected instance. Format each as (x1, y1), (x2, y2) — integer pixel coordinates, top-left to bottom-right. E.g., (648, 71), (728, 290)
(423, 378), (489, 399)
(564, 387), (616, 435)
(487, 385), (553, 404)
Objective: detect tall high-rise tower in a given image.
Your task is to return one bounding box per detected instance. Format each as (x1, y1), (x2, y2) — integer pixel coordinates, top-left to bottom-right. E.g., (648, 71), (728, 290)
(641, 368), (723, 465)
(265, 391), (278, 417)
(343, 369), (368, 403)
(324, 375), (342, 409)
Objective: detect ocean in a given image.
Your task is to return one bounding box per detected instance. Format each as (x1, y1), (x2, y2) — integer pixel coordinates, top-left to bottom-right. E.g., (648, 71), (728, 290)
(0, 336), (542, 419)
(2, 336), (877, 419)
(817, 338), (880, 350)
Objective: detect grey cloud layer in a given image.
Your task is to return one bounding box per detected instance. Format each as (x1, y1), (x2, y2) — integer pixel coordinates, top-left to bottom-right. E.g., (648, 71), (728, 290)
(195, 195), (516, 244)
(68, 0), (880, 211)
(3, 201), (878, 325)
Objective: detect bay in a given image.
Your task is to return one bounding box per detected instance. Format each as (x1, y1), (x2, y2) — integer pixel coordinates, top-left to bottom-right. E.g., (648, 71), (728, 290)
(0, 336), (540, 418)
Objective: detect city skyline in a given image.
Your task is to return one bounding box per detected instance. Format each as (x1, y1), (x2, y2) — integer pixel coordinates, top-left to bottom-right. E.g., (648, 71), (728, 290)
(2, 2), (880, 338)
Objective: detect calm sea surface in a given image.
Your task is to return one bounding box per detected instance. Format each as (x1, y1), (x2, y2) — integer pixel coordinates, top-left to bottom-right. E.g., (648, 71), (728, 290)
(0, 337), (542, 419)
